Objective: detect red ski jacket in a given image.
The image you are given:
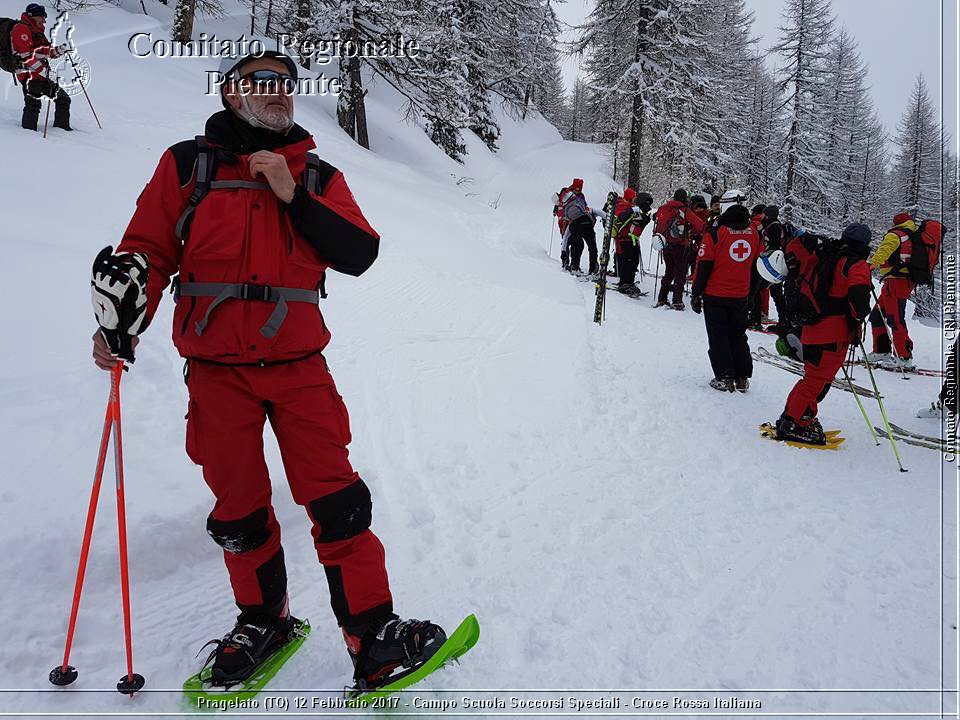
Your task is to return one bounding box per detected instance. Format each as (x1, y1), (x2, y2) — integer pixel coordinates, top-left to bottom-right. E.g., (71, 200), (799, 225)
(692, 206), (762, 299)
(11, 13), (57, 83)
(801, 256), (872, 345)
(116, 111), (379, 364)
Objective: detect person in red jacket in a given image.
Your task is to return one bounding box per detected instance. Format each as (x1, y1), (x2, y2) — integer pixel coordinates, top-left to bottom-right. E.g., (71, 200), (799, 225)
(11, 4), (71, 131)
(89, 50), (445, 692)
(690, 189), (762, 392)
(610, 188), (652, 296)
(653, 188), (689, 309)
(775, 224), (873, 445)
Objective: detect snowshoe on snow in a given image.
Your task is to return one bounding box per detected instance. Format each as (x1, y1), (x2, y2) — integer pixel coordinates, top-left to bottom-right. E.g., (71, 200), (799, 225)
(346, 614), (480, 707)
(671, 301), (685, 311)
(199, 612), (300, 686)
(735, 377), (749, 393)
(653, 300), (669, 308)
(709, 377), (735, 393)
(183, 617), (311, 704)
(770, 415), (832, 446)
(617, 283), (643, 297)
(347, 616), (447, 692)
(760, 421), (843, 450)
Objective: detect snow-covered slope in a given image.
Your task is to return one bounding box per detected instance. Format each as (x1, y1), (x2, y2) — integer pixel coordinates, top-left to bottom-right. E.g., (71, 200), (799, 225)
(0, 4), (955, 717)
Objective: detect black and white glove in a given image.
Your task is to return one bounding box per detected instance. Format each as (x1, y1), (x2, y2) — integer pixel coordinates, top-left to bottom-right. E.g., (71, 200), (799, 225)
(91, 246), (149, 362)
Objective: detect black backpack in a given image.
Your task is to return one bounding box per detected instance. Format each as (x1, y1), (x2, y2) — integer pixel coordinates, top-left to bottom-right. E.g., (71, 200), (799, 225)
(0, 18), (20, 74)
(793, 235), (848, 324)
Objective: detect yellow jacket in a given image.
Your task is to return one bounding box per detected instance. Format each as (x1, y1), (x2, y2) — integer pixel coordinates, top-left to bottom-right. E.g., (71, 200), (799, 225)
(869, 220), (917, 279)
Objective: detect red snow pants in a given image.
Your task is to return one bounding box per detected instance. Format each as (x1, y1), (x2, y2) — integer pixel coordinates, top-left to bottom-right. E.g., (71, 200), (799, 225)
(783, 342), (849, 425)
(184, 353), (393, 634)
(869, 276), (915, 358)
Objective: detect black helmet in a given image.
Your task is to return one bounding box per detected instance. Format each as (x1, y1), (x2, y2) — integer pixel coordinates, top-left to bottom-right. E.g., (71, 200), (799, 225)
(689, 194), (707, 210)
(673, 188), (688, 203)
(841, 223), (872, 256)
(25, 3), (46, 16)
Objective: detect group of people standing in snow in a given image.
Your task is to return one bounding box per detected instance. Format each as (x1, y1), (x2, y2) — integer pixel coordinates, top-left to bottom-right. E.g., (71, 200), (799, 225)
(552, 178), (951, 446)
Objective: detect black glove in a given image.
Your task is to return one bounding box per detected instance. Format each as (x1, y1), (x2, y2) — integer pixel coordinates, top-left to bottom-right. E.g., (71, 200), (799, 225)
(91, 246), (149, 362)
(691, 294), (702, 314)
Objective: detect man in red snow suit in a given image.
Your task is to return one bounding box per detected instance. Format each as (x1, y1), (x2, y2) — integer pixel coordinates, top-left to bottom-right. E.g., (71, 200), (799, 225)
(776, 224), (873, 445)
(89, 50), (445, 691)
(10, 4), (71, 131)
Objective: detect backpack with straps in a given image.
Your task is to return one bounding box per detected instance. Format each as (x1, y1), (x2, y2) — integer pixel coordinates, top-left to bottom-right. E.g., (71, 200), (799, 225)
(0, 18), (20, 74)
(901, 220), (945, 286)
(792, 235), (854, 324)
(175, 135), (336, 243)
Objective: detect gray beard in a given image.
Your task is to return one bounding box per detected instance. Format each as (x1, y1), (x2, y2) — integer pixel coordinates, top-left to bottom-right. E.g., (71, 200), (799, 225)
(236, 94), (294, 133)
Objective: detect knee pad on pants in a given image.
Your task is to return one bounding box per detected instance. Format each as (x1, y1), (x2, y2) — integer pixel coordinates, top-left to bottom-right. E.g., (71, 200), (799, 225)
(207, 507), (272, 554)
(308, 479), (372, 544)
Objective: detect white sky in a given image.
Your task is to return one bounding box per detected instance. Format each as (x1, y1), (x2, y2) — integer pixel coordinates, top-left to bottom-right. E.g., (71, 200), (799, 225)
(557, 0), (958, 150)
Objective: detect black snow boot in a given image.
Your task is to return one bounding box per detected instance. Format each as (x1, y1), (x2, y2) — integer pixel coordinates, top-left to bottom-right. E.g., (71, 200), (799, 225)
(347, 615), (446, 691)
(21, 107), (39, 131)
(671, 301), (685, 311)
(618, 283), (641, 297)
(709, 377), (735, 393)
(200, 612), (298, 686)
(774, 414), (826, 445)
(735, 377), (749, 393)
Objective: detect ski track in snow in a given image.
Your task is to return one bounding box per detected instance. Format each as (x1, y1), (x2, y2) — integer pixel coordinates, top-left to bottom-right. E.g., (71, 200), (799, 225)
(0, 4), (957, 717)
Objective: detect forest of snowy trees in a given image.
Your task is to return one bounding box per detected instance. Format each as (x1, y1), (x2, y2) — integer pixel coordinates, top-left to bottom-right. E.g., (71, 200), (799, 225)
(568, 0), (955, 243)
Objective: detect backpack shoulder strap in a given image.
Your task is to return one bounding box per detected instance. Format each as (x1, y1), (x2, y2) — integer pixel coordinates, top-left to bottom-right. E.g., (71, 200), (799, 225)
(303, 152), (337, 196)
(175, 136), (216, 242)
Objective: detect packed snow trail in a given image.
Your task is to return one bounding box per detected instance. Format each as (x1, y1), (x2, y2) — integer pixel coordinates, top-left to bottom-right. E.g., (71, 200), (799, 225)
(0, 4), (956, 717)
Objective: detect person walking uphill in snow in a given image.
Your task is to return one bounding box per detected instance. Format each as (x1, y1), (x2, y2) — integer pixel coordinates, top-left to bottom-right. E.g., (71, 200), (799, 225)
(775, 224), (873, 445)
(866, 212), (919, 370)
(689, 189), (762, 393)
(88, 50), (446, 692)
(653, 188), (690, 310)
(559, 178), (599, 275)
(11, 4), (72, 131)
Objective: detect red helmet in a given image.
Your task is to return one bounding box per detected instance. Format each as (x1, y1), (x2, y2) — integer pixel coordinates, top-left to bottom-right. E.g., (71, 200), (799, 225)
(571, 178), (584, 192)
(893, 212), (912, 226)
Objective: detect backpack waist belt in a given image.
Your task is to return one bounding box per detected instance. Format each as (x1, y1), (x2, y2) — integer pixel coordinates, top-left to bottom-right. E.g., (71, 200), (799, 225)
(178, 281), (320, 338)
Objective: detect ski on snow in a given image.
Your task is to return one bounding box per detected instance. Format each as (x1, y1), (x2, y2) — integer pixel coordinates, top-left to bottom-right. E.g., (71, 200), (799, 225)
(752, 348), (878, 400)
(182, 615), (480, 709)
(874, 423), (957, 453)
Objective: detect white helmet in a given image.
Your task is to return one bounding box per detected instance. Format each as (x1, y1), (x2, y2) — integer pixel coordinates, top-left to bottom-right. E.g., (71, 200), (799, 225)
(719, 188), (748, 213)
(757, 249), (787, 284)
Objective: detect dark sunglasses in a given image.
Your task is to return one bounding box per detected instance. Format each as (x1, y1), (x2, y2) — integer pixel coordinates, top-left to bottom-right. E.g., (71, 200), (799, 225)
(237, 70), (297, 95)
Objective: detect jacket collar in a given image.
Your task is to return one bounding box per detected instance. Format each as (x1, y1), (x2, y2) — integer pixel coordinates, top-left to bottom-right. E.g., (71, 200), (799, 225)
(204, 109), (315, 156)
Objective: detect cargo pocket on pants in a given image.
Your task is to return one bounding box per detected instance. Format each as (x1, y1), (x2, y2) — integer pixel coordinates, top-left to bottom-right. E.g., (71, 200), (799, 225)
(185, 399), (204, 466)
(326, 386), (352, 446)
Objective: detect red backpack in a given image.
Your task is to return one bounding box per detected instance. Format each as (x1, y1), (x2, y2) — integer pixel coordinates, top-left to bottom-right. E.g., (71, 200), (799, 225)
(901, 220), (944, 286)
